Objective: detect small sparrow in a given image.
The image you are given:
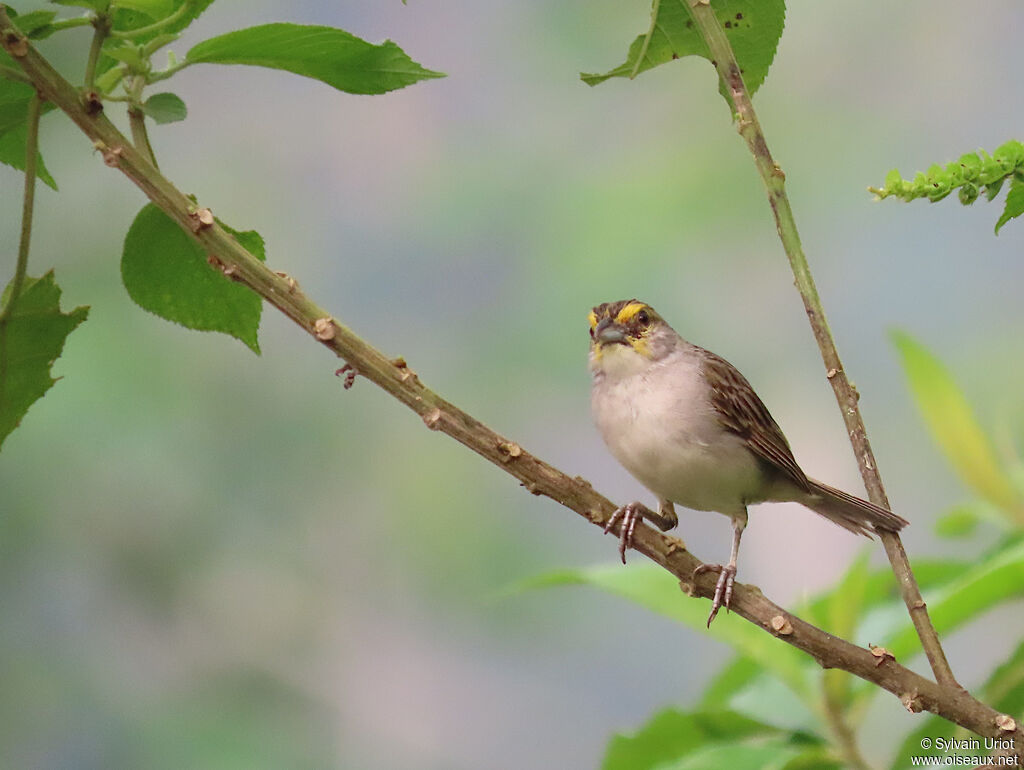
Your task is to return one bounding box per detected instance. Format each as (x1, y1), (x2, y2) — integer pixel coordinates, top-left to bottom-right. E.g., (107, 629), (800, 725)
(588, 299), (908, 625)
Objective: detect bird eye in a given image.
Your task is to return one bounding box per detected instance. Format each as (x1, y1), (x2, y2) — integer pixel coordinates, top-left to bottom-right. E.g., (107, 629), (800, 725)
(636, 309), (650, 326)
(589, 325), (595, 339)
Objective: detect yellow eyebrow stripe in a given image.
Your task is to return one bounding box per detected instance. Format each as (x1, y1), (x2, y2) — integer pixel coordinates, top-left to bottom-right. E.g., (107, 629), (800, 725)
(615, 302), (648, 324)
(587, 310), (599, 328)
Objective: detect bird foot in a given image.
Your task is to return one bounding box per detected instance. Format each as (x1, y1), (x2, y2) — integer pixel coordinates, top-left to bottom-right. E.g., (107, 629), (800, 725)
(692, 562), (737, 627)
(604, 501), (653, 564)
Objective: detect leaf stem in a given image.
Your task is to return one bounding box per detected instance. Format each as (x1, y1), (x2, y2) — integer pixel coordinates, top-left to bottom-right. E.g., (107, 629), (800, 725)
(110, 0), (191, 39)
(84, 11), (111, 94)
(50, 16), (93, 33)
(0, 91), (41, 324)
(126, 75), (158, 168)
(685, 1), (961, 690)
(0, 64), (31, 84)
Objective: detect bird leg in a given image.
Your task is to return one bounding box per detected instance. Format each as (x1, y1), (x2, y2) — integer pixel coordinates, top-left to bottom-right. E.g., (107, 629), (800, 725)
(693, 514), (746, 627)
(605, 499), (678, 564)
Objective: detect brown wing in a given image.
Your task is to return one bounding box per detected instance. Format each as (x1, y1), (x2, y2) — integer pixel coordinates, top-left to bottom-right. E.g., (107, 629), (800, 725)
(700, 348), (812, 493)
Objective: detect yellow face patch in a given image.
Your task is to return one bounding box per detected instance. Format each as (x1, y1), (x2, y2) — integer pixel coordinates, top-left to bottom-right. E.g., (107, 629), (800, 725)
(614, 301), (650, 325)
(587, 309), (599, 329)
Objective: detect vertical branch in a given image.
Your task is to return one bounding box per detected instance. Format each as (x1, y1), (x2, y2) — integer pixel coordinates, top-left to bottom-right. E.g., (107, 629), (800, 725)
(83, 11), (110, 95)
(0, 91), (41, 322)
(687, 2), (960, 689)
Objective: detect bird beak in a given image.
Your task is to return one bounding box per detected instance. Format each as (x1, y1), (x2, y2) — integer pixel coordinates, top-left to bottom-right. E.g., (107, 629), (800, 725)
(594, 318), (627, 345)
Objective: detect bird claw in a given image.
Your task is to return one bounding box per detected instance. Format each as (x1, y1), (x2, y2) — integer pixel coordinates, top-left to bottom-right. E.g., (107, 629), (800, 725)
(604, 502), (649, 564)
(693, 562), (737, 627)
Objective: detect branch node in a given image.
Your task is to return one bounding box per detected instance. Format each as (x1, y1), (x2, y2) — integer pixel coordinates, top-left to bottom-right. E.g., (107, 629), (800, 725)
(826, 367), (839, 379)
(82, 90), (103, 116)
(189, 207), (214, 233)
(497, 440), (523, 462)
(422, 407), (442, 430)
(274, 271), (298, 293)
(679, 579), (697, 597)
(900, 691), (923, 713)
(770, 614), (794, 636)
(102, 146), (123, 167)
(391, 356), (421, 385)
(313, 317), (337, 341)
(869, 643), (896, 666)
(995, 714), (1017, 732)
(2, 28), (27, 57)
(521, 480), (542, 496)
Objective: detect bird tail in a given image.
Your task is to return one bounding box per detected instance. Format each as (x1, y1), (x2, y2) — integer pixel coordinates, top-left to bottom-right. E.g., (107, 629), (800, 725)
(801, 478), (909, 537)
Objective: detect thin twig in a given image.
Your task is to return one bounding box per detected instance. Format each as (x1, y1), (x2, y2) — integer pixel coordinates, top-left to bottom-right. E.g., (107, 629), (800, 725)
(83, 11), (110, 94)
(1, 10), (1013, 749)
(126, 75), (158, 168)
(822, 674), (874, 770)
(110, 0), (191, 39)
(686, 1), (960, 691)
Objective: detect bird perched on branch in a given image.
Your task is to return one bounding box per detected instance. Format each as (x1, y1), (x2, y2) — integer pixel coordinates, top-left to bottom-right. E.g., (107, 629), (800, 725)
(588, 299), (908, 625)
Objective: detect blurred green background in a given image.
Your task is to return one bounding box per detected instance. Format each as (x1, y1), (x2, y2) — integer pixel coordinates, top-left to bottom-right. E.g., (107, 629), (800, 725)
(2, 1), (1023, 767)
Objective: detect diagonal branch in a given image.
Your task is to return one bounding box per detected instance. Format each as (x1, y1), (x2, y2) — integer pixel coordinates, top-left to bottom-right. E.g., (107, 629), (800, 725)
(0, 10), (1014, 747)
(685, 2), (960, 691)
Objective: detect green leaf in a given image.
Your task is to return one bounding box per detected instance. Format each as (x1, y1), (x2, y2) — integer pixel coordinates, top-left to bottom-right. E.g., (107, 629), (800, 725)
(185, 23), (445, 95)
(142, 91), (186, 124)
(883, 539), (1024, 661)
(0, 77), (36, 137)
(995, 177), (1024, 234)
(983, 638), (1024, 716)
(116, 0), (174, 17)
(50, 0), (105, 9)
(670, 736), (804, 770)
(892, 330), (1020, 514)
(121, 204), (263, 354)
(521, 564), (814, 704)
(581, 0), (786, 103)
(0, 272), (89, 450)
(603, 708), (785, 770)
(10, 9), (55, 37)
(103, 43), (146, 69)
(0, 118), (57, 189)
(934, 505), (980, 538)
(700, 656), (762, 710)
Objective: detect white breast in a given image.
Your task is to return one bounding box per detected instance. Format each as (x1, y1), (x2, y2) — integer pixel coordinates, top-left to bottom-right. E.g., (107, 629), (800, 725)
(590, 346), (764, 517)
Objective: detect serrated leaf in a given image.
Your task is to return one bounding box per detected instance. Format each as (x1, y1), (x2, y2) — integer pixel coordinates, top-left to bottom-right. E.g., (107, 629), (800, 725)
(0, 77), (37, 137)
(581, 0), (785, 106)
(142, 92), (186, 124)
(602, 708), (786, 770)
(186, 23), (445, 95)
(892, 330), (1020, 515)
(0, 119), (57, 189)
(121, 203), (263, 353)
(934, 506), (980, 538)
(0, 272), (89, 450)
(520, 564), (814, 704)
(995, 177), (1024, 234)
